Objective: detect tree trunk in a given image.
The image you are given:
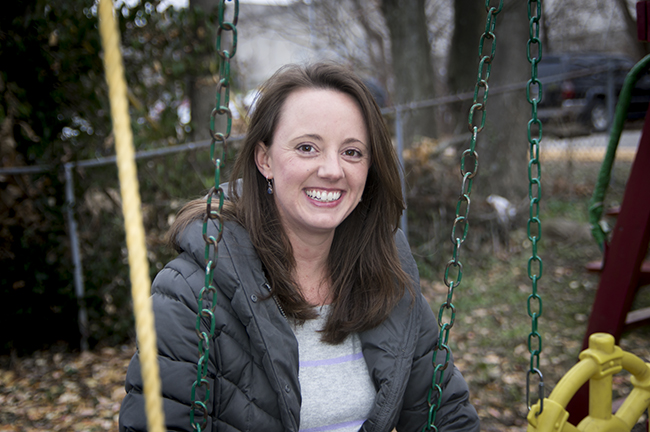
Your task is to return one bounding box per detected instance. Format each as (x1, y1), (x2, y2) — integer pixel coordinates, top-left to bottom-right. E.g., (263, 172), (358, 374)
(540, 2), (550, 54)
(475, 1), (529, 204)
(447, 0), (484, 134)
(189, 0), (219, 142)
(379, 0), (437, 145)
(615, 0), (650, 59)
(351, 0), (390, 97)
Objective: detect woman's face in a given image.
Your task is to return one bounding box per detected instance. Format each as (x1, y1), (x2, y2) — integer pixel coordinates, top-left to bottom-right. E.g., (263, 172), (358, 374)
(255, 88), (370, 240)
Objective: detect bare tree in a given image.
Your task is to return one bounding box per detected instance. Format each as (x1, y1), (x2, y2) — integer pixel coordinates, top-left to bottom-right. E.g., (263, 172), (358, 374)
(543, 0), (634, 56)
(350, 0), (391, 95)
(475, 0), (529, 202)
(280, 1), (391, 96)
(446, 0), (484, 134)
(188, 0), (219, 142)
(380, 0), (438, 144)
(615, 0), (650, 59)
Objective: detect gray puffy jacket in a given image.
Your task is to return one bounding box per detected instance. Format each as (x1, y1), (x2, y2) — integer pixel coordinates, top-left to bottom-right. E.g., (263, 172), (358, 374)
(119, 218), (479, 432)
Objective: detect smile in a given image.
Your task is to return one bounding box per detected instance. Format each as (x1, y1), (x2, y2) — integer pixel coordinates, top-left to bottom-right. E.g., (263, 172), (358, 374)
(305, 189), (342, 203)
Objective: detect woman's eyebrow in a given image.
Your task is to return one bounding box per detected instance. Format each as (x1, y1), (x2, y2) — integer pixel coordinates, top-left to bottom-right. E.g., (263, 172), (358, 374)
(342, 137), (367, 147)
(291, 134), (367, 148)
(292, 133), (323, 142)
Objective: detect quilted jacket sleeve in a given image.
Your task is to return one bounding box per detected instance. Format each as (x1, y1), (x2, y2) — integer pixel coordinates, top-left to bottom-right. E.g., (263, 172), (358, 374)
(119, 253), (216, 432)
(393, 230), (480, 432)
(396, 294), (480, 432)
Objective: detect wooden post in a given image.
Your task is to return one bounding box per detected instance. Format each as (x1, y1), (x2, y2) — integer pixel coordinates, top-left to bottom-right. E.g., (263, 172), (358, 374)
(566, 62), (650, 426)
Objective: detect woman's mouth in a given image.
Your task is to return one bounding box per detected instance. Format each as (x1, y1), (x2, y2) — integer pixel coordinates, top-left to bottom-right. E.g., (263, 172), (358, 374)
(305, 189), (342, 203)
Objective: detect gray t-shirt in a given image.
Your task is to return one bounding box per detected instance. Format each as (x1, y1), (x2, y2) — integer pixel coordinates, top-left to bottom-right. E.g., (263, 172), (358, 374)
(291, 305), (377, 432)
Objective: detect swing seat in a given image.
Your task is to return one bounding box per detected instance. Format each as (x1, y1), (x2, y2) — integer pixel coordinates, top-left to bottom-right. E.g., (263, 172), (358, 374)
(527, 333), (650, 432)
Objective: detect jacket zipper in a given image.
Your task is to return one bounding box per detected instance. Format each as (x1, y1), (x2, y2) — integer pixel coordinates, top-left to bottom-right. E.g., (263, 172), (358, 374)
(264, 282), (287, 319)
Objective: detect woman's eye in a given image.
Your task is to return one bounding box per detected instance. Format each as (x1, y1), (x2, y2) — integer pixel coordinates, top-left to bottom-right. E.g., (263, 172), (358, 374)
(297, 144), (314, 153)
(343, 149), (362, 157)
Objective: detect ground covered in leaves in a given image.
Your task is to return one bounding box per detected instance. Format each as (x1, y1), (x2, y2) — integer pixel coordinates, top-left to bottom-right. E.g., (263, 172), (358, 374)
(0, 346), (130, 431)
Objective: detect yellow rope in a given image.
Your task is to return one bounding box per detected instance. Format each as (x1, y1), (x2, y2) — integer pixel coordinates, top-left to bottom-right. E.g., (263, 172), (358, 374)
(97, 1), (165, 431)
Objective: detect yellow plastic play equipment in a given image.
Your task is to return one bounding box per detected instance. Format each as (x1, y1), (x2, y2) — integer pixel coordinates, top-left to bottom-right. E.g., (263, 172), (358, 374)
(527, 333), (650, 432)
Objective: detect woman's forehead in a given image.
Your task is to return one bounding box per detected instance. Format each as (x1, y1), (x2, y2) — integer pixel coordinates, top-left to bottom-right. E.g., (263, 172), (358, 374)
(273, 89), (368, 141)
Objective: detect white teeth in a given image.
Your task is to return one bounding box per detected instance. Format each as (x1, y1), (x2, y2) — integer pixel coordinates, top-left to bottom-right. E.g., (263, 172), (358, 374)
(306, 190), (341, 202)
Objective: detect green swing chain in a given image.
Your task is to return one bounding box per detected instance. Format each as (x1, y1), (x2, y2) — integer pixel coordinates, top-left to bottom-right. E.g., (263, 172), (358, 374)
(190, 1), (238, 431)
(423, 2), (503, 430)
(525, 0), (544, 414)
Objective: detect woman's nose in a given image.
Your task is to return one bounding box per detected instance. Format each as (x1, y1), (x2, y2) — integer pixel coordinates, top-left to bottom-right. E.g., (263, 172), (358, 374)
(317, 151), (344, 180)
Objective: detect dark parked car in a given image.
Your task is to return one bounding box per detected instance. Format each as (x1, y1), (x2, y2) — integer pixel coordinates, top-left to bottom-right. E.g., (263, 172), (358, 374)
(537, 52), (650, 132)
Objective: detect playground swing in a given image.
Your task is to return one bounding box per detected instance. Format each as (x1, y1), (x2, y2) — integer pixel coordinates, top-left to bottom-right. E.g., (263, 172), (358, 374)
(97, 0), (650, 430)
(443, 1), (650, 431)
(395, 1), (650, 430)
(525, 51), (650, 431)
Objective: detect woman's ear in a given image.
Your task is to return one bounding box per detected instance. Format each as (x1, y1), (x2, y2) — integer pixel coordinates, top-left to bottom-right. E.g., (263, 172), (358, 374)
(254, 142), (272, 179)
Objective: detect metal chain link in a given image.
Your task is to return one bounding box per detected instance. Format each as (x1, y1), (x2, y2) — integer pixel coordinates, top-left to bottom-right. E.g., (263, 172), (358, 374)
(525, 0), (544, 415)
(423, 1), (503, 430)
(190, 1), (238, 430)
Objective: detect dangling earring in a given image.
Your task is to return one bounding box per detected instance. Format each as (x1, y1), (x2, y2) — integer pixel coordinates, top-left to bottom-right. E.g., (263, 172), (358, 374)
(266, 177), (273, 195)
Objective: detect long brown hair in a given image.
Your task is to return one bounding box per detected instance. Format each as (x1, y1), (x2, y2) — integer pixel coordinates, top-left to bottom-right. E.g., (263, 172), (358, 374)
(170, 63), (412, 344)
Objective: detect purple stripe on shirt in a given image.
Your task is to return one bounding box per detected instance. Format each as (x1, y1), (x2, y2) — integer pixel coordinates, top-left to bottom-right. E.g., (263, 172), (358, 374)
(299, 352), (364, 368)
(299, 419), (365, 432)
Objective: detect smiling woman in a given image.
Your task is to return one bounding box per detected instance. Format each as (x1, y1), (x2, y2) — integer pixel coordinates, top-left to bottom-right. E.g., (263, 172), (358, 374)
(254, 88), (371, 270)
(119, 63), (480, 432)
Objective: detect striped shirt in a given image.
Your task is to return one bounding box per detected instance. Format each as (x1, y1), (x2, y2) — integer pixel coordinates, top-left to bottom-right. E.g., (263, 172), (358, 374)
(291, 305), (377, 432)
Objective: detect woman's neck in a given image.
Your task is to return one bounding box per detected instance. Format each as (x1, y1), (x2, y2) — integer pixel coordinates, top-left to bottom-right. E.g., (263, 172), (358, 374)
(286, 230), (333, 306)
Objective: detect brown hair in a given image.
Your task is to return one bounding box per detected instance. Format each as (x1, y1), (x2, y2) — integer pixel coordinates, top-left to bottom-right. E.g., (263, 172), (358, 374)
(170, 63), (411, 343)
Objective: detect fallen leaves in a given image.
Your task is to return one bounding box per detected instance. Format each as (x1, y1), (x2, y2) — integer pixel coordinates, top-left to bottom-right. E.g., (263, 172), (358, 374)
(0, 346), (132, 431)
(0, 308), (648, 431)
